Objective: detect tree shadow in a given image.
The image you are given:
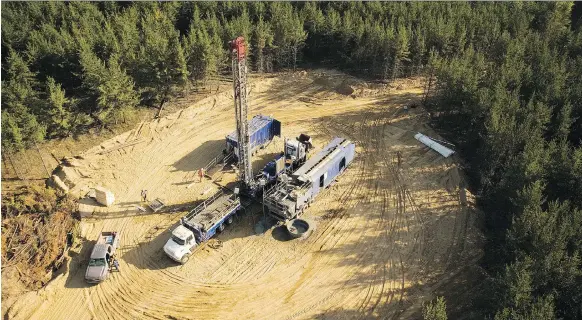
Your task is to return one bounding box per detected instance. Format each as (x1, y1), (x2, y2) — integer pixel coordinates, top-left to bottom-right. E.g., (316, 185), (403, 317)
(172, 139), (225, 173)
(271, 225), (293, 242)
(305, 201), (481, 318)
(64, 238), (96, 289)
(313, 307), (383, 320)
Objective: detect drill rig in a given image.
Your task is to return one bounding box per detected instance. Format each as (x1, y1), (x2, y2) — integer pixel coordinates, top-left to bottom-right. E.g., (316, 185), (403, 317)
(229, 37), (312, 196)
(230, 37), (256, 194)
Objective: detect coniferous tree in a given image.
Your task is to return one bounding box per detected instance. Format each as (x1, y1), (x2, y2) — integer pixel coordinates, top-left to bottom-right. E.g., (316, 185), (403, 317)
(45, 77), (72, 137)
(1, 50), (45, 150)
(1, 111), (25, 152)
(410, 26), (426, 67)
(494, 258), (556, 320)
(136, 6), (188, 115)
(301, 2), (325, 62)
(271, 3), (307, 69)
(225, 7), (252, 46)
(253, 15), (273, 72)
(96, 55), (139, 125)
(392, 26), (411, 78)
(79, 43), (138, 126)
(423, 296), (448, 320)
(111, 6), (140, 69)
(78, 41), (107, 120)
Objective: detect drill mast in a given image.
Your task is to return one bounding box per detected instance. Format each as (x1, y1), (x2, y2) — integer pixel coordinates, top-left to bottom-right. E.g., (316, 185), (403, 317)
(230, 37), (254, 189)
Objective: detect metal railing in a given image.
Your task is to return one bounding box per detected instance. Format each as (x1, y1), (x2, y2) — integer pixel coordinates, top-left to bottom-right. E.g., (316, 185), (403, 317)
(203, 151), (234, 174)
(183, 189), (226, 222)
(182, 193), (240, 231)
(263, 180), (311, 212)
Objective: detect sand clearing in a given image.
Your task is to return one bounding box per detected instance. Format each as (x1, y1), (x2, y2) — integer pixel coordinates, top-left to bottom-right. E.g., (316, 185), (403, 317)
(4, 70), (482, 320)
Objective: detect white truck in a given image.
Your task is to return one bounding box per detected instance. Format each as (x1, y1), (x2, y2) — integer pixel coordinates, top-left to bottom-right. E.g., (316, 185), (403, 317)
(163, 189), (241, 264)
(284, 133), (313, 171)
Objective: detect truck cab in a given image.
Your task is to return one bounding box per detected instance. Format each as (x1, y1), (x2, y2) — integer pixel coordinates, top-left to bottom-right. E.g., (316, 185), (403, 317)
(85, 245), (113, 283)
(163, 225), (197, 264)
(285, 134), (312, 171)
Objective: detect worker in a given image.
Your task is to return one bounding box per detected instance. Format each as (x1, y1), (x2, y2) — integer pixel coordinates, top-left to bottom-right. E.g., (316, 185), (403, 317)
(141, 189), (148, 202)
(198, 168), (205, 182)
(112, 259), (120, 272)
(397, 151), (402, 169)
(66, 232), (74, 247)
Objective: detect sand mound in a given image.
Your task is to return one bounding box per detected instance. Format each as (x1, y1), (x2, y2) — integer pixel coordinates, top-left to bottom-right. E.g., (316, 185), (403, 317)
(51, 165), (80, 191)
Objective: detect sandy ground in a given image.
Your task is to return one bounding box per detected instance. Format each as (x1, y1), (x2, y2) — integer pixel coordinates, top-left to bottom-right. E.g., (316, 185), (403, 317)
(3, 70), (483, 320)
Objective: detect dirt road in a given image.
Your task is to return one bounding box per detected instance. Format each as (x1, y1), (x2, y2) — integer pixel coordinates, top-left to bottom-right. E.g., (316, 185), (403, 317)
(4, 70), (483, 320)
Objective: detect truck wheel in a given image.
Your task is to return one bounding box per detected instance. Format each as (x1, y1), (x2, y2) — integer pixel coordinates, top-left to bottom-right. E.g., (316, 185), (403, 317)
(180, 253), (191, 265)
(218, 223), (225, 233)
(226, 216), (234, 225)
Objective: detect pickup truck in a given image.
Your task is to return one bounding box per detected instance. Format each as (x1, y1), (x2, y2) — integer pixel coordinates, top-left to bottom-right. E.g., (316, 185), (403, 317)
(164, 189), (241, 264)
(85, 231), (120, 283)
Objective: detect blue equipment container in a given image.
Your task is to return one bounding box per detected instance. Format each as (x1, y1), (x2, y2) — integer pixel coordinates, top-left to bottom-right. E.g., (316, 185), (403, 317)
(226, 115), (281, 158)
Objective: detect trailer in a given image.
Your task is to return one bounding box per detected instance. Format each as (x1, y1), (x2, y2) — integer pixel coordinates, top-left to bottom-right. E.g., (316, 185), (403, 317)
(85, 231), (120, 283)
(163, 189), (242, 264)
(264, 137), (356, 221)
(225, 114), (281, 160)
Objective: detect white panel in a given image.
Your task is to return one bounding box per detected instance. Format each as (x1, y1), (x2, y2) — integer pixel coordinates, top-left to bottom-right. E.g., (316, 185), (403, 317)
(414, 133), (455, 158)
